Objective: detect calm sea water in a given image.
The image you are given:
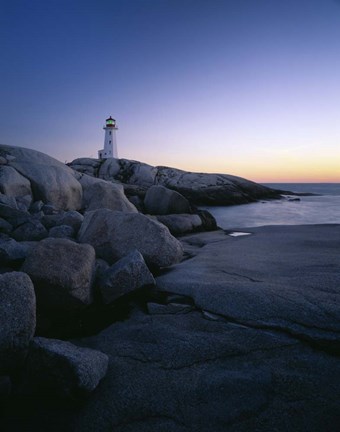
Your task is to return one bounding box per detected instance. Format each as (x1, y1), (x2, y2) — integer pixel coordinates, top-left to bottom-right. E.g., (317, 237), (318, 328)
(204, 183), (340, 229)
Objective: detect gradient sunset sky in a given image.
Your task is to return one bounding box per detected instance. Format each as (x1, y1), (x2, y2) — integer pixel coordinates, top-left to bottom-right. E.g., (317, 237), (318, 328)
(1, 0), (340, 182)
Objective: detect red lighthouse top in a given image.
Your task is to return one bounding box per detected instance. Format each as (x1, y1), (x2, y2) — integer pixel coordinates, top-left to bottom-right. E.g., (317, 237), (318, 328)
(105, 116), (116, 127)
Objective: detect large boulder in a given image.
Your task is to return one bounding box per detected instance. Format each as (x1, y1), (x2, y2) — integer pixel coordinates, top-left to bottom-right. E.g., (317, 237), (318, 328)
(156, 214), (203, 235)
(98, 250), (155, 304)
(0, 272), (36, 373)
(144, 185), (191, 215)
(78, 209), (183, 267)
(0, 166), (32, 197)
(21, 238), (96, 311)
(0, 145), (82, 210)
(79, 175), (137, 212)
(25, 337), (108, 398)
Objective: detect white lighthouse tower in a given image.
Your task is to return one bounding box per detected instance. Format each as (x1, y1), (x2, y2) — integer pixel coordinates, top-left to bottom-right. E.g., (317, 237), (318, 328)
(98, 116), (118, 159)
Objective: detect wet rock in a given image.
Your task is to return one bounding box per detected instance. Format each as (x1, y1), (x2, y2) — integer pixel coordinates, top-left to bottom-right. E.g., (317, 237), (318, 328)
(78, 209), (183, 267)
(98, 250), (155, 304)
(144, 185), (192, 215)
(26, 337), (108, 398)
(0, 272), (36, 373)
(22, 238), (96, 311)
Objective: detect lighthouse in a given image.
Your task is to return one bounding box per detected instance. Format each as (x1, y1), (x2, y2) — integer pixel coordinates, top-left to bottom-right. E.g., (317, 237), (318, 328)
(98, 116), (118, 159)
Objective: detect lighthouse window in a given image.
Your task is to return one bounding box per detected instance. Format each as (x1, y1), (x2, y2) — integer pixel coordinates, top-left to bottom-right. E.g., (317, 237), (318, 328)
(109, 131), (112, 135)
(109, 140), (111, 144)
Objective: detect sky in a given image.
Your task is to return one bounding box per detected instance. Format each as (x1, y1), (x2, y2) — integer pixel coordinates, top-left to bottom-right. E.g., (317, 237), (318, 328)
(1, 0), (340, 182)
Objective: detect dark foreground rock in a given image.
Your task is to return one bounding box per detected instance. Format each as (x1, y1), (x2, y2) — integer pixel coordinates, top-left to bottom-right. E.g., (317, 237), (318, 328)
(22, 238), (96, 311)
(2, 225), (340, 432)
(24, 337), (108, 399)
(0, 272), (36, 373)
(3, 309), (340, 432)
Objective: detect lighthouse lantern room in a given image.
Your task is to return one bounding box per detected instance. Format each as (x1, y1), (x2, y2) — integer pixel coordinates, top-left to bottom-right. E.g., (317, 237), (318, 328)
(98, 116), (118, 159)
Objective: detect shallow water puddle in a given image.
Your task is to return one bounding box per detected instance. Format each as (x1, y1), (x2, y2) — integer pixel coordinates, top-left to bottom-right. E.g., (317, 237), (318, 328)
(228, 232), (252, 237)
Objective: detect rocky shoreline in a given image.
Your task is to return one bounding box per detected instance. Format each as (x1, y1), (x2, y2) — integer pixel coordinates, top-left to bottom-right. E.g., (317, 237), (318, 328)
(1, 144), (339, 431)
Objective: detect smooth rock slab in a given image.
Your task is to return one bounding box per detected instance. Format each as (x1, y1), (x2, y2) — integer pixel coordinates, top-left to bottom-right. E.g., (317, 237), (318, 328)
(22, 238), (96, 311)
(78, 209), (183, 267)
(98, 250), (155, 304)
(156, 225), (340, 348)
(0, 272), (36, 373)
(26, 337), (108, 398)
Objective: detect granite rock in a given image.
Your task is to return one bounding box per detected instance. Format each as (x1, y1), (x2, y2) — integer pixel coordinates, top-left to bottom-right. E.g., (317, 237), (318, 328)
(78, 209), (183, 267)
(0, 272), (36, 373)
(22, 238), (96, 311)
(98, 250), (155, 304)
(26, 337), (108, 398)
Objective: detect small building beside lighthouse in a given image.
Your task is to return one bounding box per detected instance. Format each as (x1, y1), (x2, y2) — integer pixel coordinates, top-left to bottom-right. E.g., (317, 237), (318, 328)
(98, 116), (118, 159)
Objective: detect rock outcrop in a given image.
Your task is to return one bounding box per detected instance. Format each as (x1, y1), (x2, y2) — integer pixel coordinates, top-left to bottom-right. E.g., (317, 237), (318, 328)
(69, 157), (280, 205)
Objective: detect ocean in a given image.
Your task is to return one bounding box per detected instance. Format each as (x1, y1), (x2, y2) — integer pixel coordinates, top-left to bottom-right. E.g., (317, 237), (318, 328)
(204, 183), (340, 229)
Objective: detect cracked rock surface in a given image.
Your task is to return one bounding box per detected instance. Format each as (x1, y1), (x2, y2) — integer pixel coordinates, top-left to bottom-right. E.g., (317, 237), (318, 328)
(157, 225), (340, 350)
(2, 224), (340, 431)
